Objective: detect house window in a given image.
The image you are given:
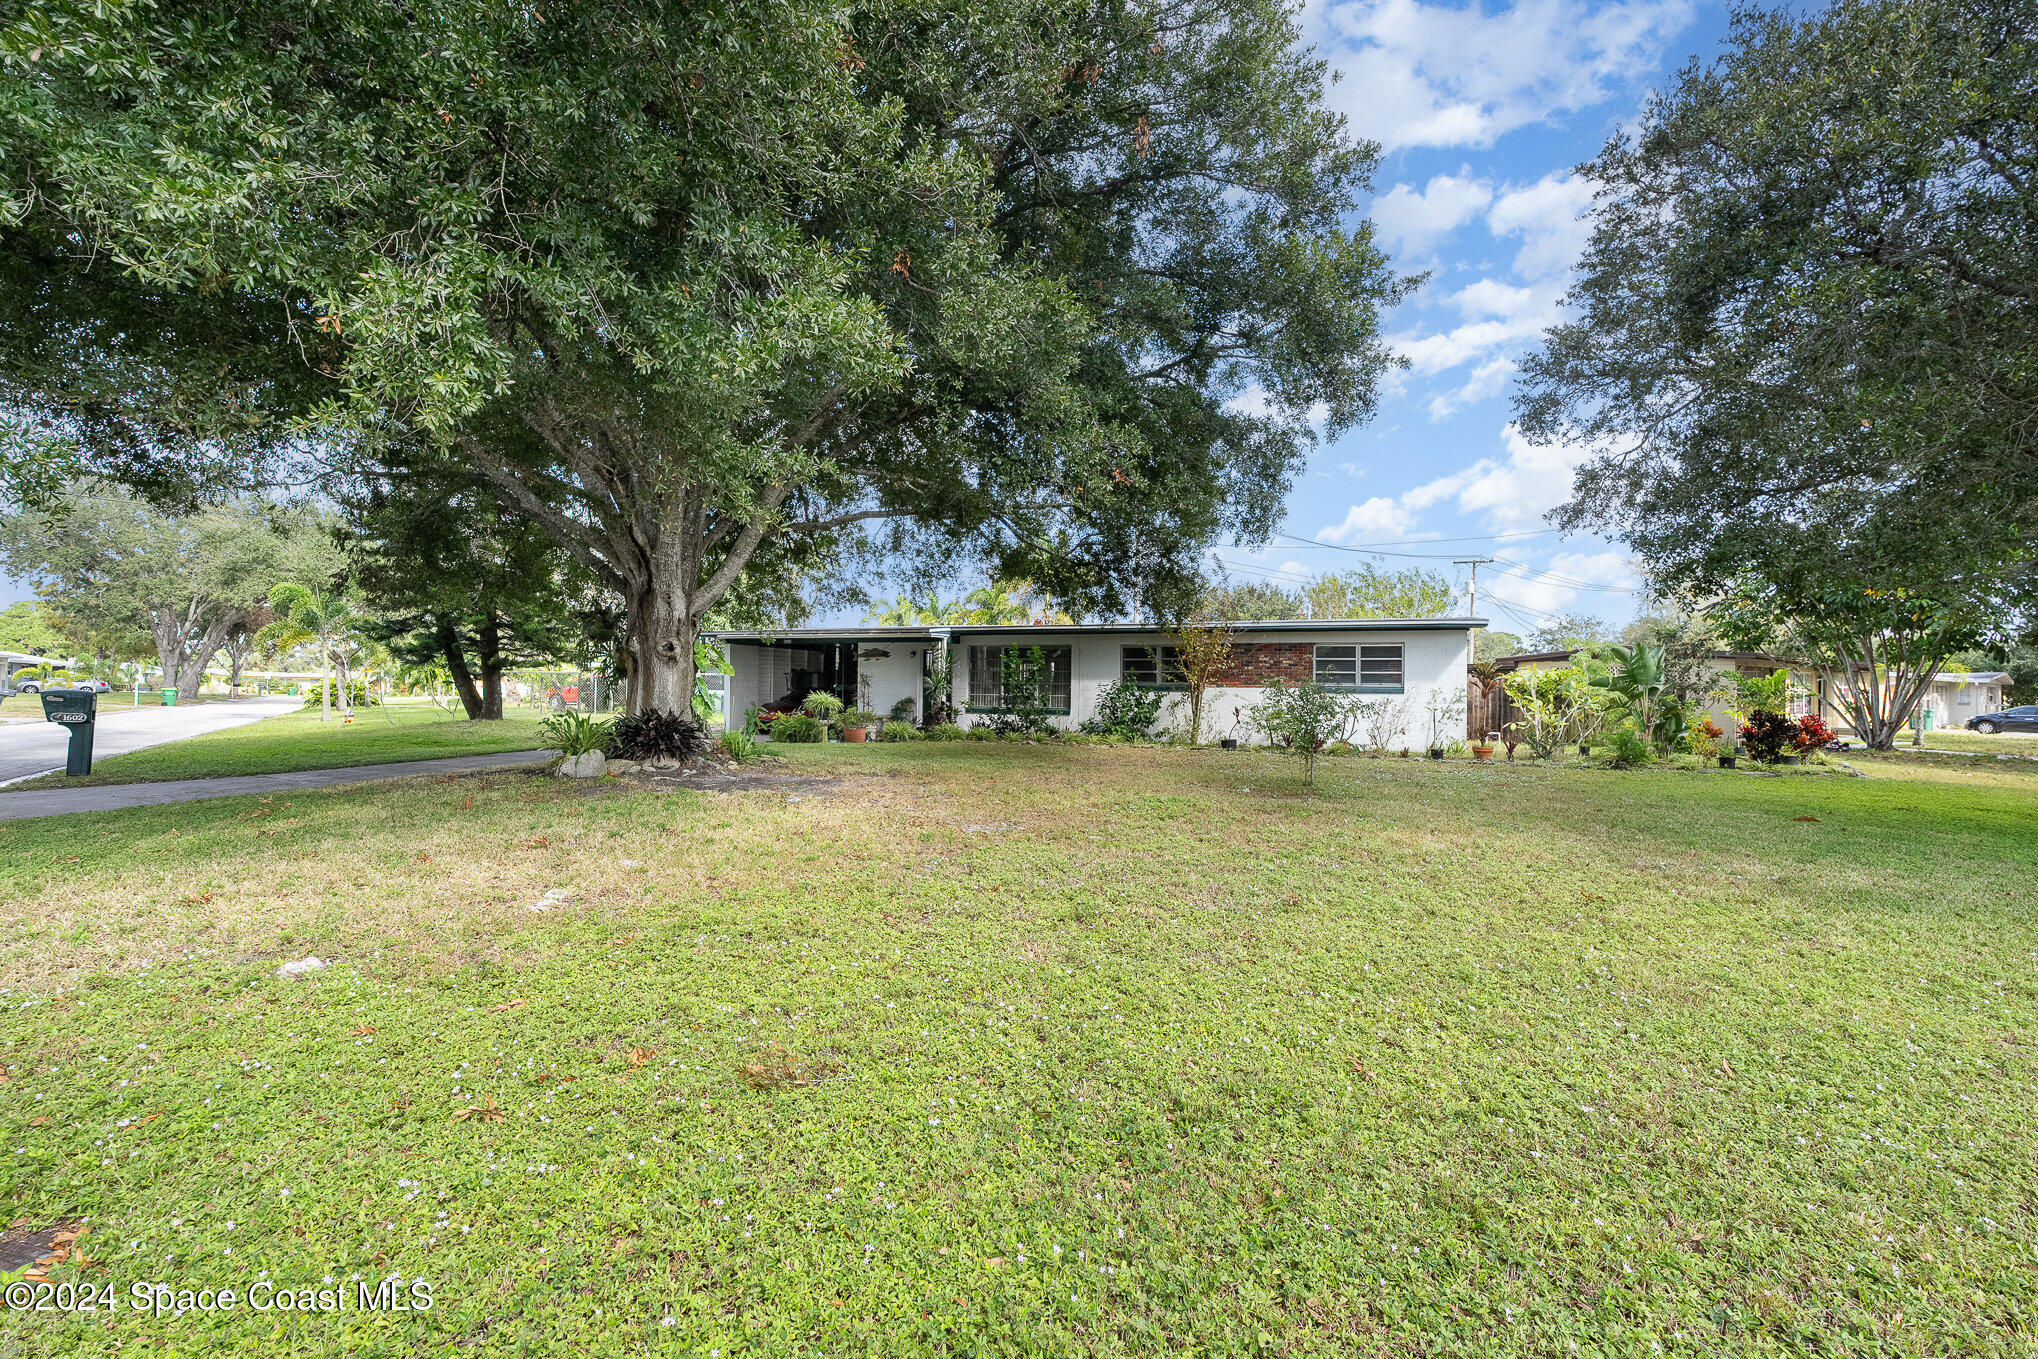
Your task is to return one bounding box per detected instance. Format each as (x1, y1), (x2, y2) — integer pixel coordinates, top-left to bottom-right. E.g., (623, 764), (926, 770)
(967, 645), (1072, 713)
(1314, 643), (1403, 692)
(1120, 645), (1186, 688)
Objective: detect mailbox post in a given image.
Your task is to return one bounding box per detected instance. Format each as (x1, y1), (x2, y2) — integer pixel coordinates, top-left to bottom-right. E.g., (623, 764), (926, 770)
(41, 689), (97, 777)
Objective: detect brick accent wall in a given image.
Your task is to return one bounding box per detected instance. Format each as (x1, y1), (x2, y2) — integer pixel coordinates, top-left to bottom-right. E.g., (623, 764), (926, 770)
(1212, 643), (1315, 686)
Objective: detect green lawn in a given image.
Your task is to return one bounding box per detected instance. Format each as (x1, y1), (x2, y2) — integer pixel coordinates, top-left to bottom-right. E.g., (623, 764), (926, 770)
(1, 745), (2032, 1355)
(1900, 728), (2038, 756)
(14, 702), (546, 788)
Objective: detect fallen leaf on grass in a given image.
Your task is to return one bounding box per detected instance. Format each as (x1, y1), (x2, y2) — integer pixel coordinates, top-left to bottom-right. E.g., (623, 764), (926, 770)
(20, 1222), (85, 1282)
(352, 1024), (377, 1036)
(489, 1000), (526, 1013)
(1792, 815), (1821, 823)
(451, 1096), (505, 1123)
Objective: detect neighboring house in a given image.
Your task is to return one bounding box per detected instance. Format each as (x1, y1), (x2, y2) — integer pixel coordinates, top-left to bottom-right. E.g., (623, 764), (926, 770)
(703, 619), (1485, 747)
(1485, 650), (2011, 735)
(1912, 671), (2010, 731)
(1486, 649), (1828, 732)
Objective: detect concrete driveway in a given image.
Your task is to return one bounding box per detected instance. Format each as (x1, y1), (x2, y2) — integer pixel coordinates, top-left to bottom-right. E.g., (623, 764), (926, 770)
(0, 695), (300, 784)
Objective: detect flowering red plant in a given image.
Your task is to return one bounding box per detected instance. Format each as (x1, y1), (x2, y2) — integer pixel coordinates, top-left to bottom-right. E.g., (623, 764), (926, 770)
(1792, 714), (1834, 752)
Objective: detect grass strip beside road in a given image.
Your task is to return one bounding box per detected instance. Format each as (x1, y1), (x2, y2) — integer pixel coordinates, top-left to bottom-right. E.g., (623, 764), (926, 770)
(12, 702), (547, 788)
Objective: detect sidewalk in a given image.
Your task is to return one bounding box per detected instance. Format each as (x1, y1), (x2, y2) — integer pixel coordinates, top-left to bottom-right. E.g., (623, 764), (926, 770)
(0, 749), (552, 822)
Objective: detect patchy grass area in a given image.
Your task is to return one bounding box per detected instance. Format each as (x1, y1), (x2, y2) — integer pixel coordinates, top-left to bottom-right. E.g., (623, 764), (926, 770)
(1, 745), (2033, 1356)
(11, 703), (545, 788)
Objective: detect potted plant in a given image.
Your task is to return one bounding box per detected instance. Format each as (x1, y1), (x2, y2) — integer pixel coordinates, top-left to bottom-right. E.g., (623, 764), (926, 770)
(1471, 730), (1498, 761)
(1220, 706), (1242, 750)
(799, 690), (845, 740)
(1718, 740), (1737, 769)
(841, 708), (880, 743)
(1423, 687), (1464, 761)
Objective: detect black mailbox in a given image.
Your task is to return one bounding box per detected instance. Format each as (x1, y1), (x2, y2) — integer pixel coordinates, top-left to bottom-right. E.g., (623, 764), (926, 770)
(40, 688), (96, 777)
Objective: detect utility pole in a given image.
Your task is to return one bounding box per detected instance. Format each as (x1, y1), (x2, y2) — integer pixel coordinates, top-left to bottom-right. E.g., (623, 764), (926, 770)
(1455, 558), (1495, 743)
(1454, 558), (1494, 620)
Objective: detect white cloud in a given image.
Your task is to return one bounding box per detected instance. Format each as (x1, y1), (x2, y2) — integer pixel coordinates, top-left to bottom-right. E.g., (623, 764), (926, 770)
(1426, 355), (1516, 420)
(1403, 421), (1596, 529)
(1369, 169), (1493, 257)
(1486, 170), (1597, 279)
(1389, 279), (1564, 375)
(1486, 549), (1637, 616)
(1319, 496), (1421, 543)
(1314, 0), (1696, 152)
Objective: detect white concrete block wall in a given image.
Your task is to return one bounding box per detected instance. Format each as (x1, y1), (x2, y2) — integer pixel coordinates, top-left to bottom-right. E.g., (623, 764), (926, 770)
(854, 644), (927, 724)
(951, 628), (1473, 748)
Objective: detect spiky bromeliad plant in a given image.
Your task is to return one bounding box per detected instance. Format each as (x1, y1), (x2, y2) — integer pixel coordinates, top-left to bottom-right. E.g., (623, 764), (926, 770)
(610, 709), (712, 763)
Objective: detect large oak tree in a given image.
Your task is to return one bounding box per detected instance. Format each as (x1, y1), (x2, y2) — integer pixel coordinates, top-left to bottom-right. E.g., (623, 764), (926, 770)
(2, 0), (1404, 712)
(1515, 0), (2036, 743)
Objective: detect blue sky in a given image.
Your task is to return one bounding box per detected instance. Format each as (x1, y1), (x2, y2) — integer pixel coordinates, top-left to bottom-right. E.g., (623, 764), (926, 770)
(1204, 0), (1734, 641)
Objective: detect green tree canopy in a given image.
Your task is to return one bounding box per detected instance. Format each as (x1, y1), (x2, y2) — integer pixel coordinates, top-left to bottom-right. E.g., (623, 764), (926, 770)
(0, 485), (324, 698)
(2, 0), (1406, 714)
(347, 465), (595, 720)
(1300, 565), (1456, 619)
(1517, 0), (2037, 617)
(0, 600), (61, 656)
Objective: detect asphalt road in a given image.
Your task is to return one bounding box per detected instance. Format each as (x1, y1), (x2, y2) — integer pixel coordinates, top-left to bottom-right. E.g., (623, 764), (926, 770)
(0, 695), (300, 784)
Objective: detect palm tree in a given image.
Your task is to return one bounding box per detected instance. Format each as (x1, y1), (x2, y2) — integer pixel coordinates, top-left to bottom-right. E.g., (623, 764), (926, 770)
(259, 583), (365, 721)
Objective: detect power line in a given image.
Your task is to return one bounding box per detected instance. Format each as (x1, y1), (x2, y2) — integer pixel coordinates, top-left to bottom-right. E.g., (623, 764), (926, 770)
(1273, 527), (1563, 560)
(1490, 554), (1641, 594)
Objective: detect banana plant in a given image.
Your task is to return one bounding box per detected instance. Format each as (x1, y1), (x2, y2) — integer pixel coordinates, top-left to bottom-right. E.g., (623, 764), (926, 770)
(1589, 642), (1668, 744)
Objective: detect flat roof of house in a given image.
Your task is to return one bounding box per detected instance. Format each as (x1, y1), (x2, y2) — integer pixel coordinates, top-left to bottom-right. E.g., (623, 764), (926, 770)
(707, 618), (1487, 643)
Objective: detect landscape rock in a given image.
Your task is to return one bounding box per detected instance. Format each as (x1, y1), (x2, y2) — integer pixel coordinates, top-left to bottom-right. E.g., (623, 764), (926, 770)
(557, 750), (607, 779)
(606, 759), (640, 776)
(276, 956), (328, 980)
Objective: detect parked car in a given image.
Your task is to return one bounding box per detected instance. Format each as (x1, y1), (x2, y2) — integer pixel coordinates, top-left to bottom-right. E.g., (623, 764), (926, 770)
(1967, 705), (2038, 735)
(72, 678), (112, 693)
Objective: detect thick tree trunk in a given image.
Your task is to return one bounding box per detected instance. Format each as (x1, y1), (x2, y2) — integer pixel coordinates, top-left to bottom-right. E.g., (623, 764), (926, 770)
(149, 604), (194, 699)
(627, 583), (698, 717)
(435, 621), (486, 720)
(174, 617), (234, 701)
(478, 612), (506, 721)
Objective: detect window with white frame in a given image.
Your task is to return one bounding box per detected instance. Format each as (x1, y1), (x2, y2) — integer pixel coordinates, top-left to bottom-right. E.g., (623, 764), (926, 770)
(1120, 645), (1186, 688)
(967, 645), (1072, 712)
(1314, 643), (1403, 692)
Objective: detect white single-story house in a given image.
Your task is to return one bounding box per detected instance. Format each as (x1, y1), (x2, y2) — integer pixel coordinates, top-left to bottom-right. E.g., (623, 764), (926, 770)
(1913, 671), (2011, 731)
(702, 619), (1486, 746)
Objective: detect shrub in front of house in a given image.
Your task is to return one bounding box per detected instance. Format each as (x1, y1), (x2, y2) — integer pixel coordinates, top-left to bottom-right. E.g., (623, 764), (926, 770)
(719, 731), (759, 761)
(925, 723), (965, 741)
(799, 692), (845, 723)
(880, 720), (918, 741)
(1792, 714), (1835, 753)
(301, 680), (378, 709)
(1080, 675), (1166, 739)
(772, 714), (826, 743)
(1739, 710), (1801, 762)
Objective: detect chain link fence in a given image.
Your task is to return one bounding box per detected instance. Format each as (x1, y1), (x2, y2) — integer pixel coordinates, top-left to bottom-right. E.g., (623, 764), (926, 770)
(506, 670), (619, 715)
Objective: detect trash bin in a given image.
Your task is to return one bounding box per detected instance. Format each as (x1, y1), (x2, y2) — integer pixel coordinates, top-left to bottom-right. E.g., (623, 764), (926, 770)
(1921, 708), (1934, 731)
(161, 689), (178, 707)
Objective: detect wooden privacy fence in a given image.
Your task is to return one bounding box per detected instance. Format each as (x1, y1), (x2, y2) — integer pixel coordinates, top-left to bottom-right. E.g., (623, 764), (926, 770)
(1466, 674), (1519, 742)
